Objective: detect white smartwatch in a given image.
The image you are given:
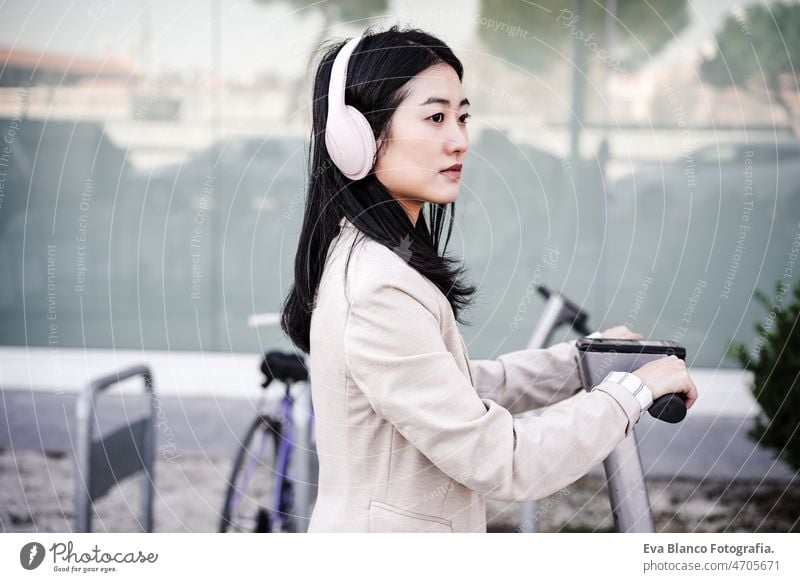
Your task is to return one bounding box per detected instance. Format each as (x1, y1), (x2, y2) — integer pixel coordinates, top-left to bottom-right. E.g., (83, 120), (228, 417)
(600, 371), (653, 414)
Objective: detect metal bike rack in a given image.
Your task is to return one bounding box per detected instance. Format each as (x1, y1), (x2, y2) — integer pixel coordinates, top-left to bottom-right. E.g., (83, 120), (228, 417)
(74, 365), (157, 533)
(517, 286), (656, 533)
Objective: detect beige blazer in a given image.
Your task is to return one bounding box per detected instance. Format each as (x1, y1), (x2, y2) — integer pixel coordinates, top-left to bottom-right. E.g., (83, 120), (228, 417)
(307, 216), (643, 533)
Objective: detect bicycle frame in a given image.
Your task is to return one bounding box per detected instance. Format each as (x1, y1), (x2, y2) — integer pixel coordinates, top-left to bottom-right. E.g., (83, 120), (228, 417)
(290, 379), (317, 531)
(261, 378), (316, 532)
(271, 384), (296, 531)
(226, 420), (274, 530)
(224, 377), (315, 533)
(242, 315), (317, 532)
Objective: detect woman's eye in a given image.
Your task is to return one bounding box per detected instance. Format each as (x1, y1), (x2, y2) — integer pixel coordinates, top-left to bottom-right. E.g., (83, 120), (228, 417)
(429, 112), (471, 124)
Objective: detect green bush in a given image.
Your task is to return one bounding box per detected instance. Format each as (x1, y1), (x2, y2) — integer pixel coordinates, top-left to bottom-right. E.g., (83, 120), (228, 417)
(727, 281), (800, 471)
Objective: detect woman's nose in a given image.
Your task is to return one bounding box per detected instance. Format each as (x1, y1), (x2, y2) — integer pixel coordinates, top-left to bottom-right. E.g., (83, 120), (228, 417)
(444, 128), (468, 155)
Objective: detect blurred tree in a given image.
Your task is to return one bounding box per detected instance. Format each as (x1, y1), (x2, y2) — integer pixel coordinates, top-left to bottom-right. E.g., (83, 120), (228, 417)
(477, 0), (687, 164)
(475, 1), (688, 316)
(701, 1), (800, 136)
(477, 0), (688, 73)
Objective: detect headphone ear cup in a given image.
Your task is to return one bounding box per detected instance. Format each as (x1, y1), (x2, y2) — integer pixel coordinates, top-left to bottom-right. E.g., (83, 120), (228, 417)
(326, 105), (376, 180)
(344, 105), (377, 176)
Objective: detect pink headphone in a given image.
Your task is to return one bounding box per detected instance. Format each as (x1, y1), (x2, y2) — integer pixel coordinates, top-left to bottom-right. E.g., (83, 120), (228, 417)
(325, 34), (377, 180)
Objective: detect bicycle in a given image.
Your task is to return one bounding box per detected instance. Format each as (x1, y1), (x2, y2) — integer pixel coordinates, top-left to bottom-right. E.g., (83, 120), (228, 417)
(218, 314), (317, 533)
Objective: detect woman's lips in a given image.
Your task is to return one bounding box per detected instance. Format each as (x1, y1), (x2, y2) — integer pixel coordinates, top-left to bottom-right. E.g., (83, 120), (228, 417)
(439, 169), (461, 180)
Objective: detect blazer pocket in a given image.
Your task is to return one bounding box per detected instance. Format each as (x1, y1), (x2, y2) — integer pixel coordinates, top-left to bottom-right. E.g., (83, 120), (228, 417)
(368, 500), (453, 533)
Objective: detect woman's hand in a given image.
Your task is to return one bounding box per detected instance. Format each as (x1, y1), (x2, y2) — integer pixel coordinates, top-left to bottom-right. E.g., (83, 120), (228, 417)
(598, 325), (643, 340)
(633, 356), (698, 409)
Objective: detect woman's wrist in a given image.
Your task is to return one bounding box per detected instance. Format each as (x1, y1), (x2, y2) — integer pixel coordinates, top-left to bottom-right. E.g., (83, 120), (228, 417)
(599, 371), (654, 415)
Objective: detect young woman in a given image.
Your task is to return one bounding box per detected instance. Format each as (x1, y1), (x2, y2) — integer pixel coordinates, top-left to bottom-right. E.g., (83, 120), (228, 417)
(281, 25), (697, 533)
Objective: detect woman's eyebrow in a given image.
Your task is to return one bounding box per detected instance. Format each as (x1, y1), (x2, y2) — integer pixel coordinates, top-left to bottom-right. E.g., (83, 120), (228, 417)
(419, 96), (470, 107)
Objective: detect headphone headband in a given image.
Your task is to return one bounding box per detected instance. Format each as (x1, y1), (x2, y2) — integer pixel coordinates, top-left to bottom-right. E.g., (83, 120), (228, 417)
(324, 33), (377, 180)
(327, 34), (361, 117)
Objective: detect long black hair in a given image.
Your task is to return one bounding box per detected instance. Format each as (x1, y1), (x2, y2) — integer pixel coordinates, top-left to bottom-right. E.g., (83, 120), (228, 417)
(281, 24), (477, 354)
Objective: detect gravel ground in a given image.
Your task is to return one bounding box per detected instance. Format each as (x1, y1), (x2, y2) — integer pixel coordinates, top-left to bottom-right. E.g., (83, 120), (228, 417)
(2, 449), (798, 533)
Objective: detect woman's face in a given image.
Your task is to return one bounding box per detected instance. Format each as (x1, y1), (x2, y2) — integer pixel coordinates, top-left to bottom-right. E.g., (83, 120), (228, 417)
(373, 63), (470, 224)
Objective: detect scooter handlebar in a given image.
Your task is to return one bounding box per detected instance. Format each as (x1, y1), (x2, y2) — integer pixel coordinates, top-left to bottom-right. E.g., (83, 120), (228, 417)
(648, 392), (687, 423)
(575, 337), (688, 424)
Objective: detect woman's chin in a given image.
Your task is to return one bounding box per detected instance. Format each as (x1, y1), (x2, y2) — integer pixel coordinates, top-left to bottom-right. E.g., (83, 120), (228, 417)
(426, 188), (460, 206)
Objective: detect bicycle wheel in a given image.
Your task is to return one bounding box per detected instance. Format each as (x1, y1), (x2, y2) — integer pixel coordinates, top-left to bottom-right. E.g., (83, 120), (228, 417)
(219, 414), (285, 532)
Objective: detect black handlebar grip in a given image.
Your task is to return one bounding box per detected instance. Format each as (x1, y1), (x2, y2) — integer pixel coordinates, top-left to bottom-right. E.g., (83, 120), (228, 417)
(648, 393), (687, 423)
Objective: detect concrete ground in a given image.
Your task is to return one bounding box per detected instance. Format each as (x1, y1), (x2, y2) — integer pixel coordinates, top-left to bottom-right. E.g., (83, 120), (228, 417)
(2, 389), (799, 533)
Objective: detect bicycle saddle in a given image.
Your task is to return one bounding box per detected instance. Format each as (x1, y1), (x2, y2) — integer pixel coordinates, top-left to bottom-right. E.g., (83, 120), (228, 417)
(260, 351), (308, 387)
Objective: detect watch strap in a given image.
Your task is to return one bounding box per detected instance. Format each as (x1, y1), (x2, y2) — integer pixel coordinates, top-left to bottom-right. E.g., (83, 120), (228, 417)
(600, 371), (653, 414)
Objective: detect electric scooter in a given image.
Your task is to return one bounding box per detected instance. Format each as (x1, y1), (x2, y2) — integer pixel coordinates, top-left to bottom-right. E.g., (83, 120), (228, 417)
(516, 285), (688, 533)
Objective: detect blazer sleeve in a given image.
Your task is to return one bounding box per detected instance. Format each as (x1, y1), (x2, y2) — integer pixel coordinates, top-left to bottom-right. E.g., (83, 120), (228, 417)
(468, 341), (584, 415)
(343, 269), (644, 502)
